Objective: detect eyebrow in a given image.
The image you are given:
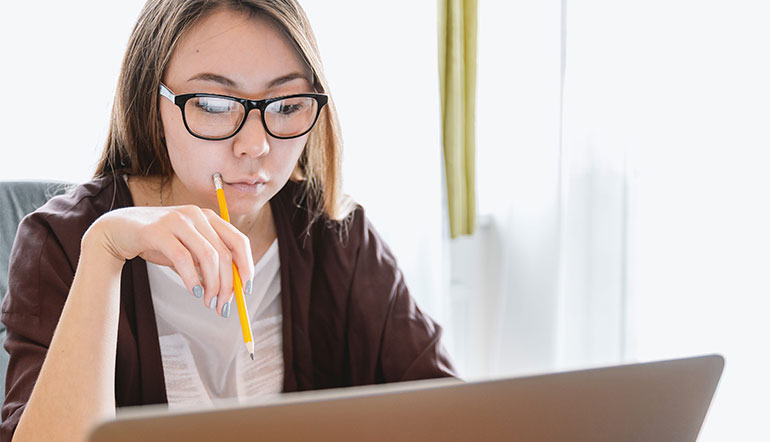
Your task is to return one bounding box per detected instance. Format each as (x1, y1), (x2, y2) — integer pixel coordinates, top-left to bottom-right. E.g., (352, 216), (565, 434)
(186, 72), (310, 90)
(267, 72), (310, 89)
(187, 72), (237, 88)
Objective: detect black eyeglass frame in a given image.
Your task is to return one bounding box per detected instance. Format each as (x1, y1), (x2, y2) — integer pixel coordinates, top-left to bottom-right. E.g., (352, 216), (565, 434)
(159, 83), (328, 141)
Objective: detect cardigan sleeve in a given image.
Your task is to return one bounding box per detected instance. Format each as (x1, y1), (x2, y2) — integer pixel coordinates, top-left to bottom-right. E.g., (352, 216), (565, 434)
(345, 209), (458, 383)
(0, 211), (75, 441)
(379, 271), (458, 381)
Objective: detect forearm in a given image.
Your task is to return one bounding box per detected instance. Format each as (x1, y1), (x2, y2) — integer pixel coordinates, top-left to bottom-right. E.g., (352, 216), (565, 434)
(12, 231), (125, 442)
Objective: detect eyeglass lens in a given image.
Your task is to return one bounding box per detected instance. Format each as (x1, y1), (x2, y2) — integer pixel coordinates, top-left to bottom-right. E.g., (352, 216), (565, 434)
(184, 96), (319, 139)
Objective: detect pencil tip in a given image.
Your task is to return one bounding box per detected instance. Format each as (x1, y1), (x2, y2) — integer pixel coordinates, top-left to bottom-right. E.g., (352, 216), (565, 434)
(250, 352), (255, 361)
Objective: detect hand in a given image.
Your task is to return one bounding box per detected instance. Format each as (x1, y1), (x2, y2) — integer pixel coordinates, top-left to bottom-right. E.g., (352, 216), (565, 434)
(84, 205), (255, 314)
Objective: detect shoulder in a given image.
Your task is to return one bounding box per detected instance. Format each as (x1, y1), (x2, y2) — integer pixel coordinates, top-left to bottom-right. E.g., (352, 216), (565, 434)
(35, 174), (128, 220)
(13, 174), (131, 271)
(25, 174), (127, 232)
(1, 174), (130, 326)
(272, 179), (394, 267)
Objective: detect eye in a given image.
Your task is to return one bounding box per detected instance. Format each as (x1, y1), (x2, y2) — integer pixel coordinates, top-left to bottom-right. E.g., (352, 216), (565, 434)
(275, 102), (304, 115)
(267, 97), (313, 116)
(194, 97), (236, 114)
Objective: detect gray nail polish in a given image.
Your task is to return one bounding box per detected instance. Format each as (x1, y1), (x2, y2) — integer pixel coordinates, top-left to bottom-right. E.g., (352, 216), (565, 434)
(193, 285), (204, 298)
(209, 296), (218, 310)
(222, 301), (231, 318)
(245, 279), (252, 296)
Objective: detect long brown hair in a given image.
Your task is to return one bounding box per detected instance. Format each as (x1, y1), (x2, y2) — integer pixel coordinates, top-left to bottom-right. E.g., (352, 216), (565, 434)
(95, 0), (352, 220)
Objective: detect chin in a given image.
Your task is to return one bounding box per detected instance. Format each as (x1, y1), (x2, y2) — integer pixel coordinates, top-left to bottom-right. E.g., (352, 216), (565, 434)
(228, 187), (272, 213)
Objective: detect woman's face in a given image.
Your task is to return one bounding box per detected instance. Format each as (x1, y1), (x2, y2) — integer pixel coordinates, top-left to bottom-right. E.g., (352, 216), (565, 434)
(160, 8), (314, 216)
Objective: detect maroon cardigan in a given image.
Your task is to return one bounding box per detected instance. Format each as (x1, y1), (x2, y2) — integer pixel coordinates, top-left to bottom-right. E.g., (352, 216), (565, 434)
(0, 174), (456, 439)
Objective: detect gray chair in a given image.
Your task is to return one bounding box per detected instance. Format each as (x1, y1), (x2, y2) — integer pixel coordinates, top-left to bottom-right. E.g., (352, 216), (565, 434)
(0, 181), (73, 413)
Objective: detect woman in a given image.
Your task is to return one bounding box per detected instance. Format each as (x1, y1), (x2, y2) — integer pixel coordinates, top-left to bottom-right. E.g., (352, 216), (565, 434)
(0, 1), (456, 440)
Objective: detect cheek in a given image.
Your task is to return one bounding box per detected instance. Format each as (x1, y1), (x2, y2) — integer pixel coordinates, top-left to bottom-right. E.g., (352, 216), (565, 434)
(159, 101), (185, 141)
(162, 110), (227, 190)
(160, 106), (192, 167)
(269, 138), (307, 179)
(168, 142), (227, 184)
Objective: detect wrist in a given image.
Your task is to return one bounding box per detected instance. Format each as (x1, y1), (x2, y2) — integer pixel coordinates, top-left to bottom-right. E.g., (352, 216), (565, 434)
(81, 219), (127, 273)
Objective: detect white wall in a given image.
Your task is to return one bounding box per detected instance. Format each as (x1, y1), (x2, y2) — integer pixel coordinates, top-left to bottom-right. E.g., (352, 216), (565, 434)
(0, 1), (447, 327)
(300, 1), (446, 323)
(0, 2), (146, 183)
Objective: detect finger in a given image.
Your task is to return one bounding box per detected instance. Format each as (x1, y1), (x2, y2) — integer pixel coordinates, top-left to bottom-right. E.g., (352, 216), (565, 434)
(184, 208), (238, 314)
(166, 211), (224, 309)
(159, 238), (202, 296)
(202, 209), (255, 291)
(167, 263), (204, 289)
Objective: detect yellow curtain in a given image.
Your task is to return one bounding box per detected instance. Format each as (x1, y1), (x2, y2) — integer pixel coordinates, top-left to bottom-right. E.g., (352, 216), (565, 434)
(439, 0), (477, 238)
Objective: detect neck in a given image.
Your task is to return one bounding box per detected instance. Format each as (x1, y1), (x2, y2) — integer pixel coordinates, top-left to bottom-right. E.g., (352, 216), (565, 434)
(231, 203), (277, 262)
(231, 202), (276, 242)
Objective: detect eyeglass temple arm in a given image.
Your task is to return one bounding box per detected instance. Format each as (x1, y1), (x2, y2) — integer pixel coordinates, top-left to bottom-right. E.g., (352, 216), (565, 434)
(159, 83), (175, 102)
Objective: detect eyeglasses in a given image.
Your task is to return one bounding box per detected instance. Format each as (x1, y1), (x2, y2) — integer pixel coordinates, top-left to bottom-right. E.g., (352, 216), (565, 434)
(159, 83), (328, 141)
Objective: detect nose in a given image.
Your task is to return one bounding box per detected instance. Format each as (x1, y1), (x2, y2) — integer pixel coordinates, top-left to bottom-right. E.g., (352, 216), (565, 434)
(232, 111), (270, 158)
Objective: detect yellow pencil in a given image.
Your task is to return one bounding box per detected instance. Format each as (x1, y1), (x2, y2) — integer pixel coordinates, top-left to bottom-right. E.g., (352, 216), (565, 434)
(213, 173), (255, 361)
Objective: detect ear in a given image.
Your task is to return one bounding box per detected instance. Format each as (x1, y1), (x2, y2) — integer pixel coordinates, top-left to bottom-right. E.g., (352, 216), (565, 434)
(158, 117), (166, 142)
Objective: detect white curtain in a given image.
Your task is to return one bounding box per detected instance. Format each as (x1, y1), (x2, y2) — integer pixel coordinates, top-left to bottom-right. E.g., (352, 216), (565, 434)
(466, 1), (770, 441)
(457, 0), (628, 380)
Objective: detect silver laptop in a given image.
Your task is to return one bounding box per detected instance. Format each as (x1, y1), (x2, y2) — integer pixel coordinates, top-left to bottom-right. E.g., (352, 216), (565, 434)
(88, 354), (723, 442)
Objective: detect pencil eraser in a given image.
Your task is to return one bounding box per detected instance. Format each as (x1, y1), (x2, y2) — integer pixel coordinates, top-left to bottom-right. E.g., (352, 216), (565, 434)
(213, 173), (223, 190)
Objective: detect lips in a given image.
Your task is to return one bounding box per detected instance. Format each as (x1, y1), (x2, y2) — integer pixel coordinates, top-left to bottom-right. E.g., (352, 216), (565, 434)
(225, 177), (268, 194)
(226, 176), (268, 185)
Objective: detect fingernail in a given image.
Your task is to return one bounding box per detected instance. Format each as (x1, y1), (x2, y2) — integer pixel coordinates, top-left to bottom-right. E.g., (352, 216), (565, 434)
(209, 296), (218, 310)
(193, 285), (204, 298)
(222, 301), (231, 318)
(245, 280), (252, 296)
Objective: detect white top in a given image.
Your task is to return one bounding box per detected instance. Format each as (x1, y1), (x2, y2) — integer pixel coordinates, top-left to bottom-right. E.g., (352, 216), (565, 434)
(147, 238), (283, 409)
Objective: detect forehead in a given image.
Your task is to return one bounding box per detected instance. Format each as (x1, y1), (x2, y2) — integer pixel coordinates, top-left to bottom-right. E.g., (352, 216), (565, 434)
(164, 8), (310, 92)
